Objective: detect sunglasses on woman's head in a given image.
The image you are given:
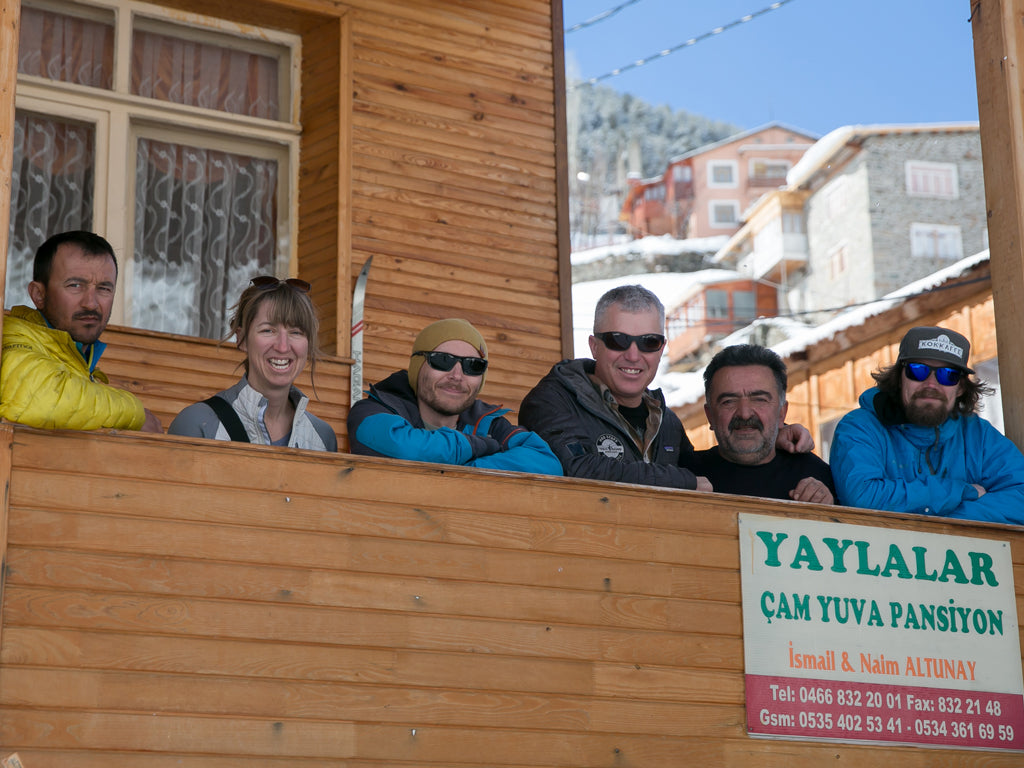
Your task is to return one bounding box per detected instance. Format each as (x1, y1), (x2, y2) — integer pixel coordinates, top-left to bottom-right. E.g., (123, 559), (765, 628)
(250, 275), (311, 294)
(414, 350), (488, 376)
(594, 331), (666, 353)
(903, 362), (962, 387)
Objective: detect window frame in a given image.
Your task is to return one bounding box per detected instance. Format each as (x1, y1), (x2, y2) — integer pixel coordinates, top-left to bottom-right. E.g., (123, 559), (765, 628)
(910, 222), (964, 259)
(709, 200), (740, 228)
(12, 0), (302, 332)
(707, 160), (738, 189)
(905, 160), (959, 200)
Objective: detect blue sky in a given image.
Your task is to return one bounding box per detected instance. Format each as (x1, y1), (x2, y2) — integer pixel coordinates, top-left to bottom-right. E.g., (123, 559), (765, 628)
(562, 0), (980, 137)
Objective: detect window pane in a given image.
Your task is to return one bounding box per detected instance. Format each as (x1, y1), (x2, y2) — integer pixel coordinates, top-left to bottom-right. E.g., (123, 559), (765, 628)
(733, 290), (756, 321)
(7, 110), (95, 309)
(132, 28), (281, 119)
(707, 289), (728, 318)
(18, 5), (114, 89)
(133, 138), (278, 338)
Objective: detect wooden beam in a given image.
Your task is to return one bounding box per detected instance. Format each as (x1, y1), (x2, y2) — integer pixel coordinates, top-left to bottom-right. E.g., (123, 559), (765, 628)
(972, 0), (1024, 448)
(551, 0), (573, 357)
(0, 0), (19, 321)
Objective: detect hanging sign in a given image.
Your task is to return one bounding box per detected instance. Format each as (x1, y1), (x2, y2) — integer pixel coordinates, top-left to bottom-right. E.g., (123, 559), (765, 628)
(739, 513), (1024, 750)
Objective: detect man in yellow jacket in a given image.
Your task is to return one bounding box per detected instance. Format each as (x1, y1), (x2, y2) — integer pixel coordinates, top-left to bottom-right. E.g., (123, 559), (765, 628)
(0, 231), (162, 432)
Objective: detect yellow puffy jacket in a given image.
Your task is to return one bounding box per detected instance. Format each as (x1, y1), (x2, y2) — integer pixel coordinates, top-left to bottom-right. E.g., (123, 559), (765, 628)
(0, 306), (145, 430)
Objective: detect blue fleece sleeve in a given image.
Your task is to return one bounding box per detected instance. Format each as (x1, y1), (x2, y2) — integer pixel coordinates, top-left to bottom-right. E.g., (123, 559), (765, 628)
(469, 427), (564, 476)
(353, 411), (506, 464)
(947, 419), (1024, 524)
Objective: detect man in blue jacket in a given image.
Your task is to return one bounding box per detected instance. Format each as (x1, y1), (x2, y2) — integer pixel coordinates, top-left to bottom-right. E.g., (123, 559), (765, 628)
(831, 325), (1024, 524)
(347, 318), (562, 475)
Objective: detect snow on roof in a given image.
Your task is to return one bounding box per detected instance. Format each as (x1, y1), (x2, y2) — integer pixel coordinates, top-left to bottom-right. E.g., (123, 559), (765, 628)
(664, 249), (991, 408)
(786, 122), (980, 189)
(666, 121), (819, 165)
(571, 234), (728, 265)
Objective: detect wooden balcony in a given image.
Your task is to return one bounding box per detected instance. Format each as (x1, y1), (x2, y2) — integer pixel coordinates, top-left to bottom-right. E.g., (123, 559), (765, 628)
(1, 425), (1022, 765)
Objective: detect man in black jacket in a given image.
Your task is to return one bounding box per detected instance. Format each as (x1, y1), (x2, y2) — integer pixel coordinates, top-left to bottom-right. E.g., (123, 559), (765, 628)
(519, 285), (811, 491)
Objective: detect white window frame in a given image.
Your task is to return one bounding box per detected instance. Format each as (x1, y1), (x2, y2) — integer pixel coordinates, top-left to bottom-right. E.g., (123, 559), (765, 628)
(748, 158), (791, 179)
(13, 0), (302, 330)
(910, 222), (963, 259)
(828, 242), (847, 280)
(905, 160), (959, 199)
(709, 200), (740, 228)
(707, 160), (738, 189)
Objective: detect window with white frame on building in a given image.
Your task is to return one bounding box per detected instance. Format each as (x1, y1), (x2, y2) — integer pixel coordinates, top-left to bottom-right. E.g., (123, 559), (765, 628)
(707, 160), (738, 188)
(10, 0), (300, 340)
(828, 243), (847, 279)
(709, 201), (740, 228)
(910, 223), (963, 259)
(749, 159), (790, 181)
(905, 161), (959, 199)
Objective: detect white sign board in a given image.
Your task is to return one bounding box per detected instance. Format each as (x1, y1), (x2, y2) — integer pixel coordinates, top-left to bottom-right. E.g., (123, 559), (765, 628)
(739, 513), (1024, 750)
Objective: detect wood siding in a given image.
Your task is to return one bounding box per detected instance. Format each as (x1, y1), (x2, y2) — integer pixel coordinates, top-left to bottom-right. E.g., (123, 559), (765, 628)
(1, 425), (1024, 764)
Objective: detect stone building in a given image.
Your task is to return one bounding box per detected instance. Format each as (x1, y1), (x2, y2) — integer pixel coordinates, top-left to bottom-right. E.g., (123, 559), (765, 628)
(714, 124), (987, 322)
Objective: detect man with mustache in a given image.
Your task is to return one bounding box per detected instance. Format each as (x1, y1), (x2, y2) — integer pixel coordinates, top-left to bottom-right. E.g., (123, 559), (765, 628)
(694, 344), (834, 503)
(0, 231), (162, 431)
(347, 318), (561, 474)
(831, 326), (1024, 523)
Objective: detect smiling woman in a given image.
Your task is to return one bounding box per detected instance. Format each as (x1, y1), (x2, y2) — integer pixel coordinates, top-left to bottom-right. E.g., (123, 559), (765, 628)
(166, 276), (337, 451)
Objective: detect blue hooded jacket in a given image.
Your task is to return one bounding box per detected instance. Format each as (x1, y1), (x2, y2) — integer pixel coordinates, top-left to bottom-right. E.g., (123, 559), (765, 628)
(831, 386), (1024, 524)
(347, 370), (562, 475)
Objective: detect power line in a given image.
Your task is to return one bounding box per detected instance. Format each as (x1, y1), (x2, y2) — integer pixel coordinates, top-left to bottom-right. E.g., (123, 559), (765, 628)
(565, 0), (645, 34)
(568, 0), (799, 90)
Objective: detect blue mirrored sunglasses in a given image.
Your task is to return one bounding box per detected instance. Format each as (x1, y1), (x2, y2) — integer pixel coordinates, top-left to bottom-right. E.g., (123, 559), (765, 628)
(904, 362), (962, 387)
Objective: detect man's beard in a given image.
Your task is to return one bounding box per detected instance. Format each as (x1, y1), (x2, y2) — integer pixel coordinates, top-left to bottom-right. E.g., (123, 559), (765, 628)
(905, 389), (953, 427)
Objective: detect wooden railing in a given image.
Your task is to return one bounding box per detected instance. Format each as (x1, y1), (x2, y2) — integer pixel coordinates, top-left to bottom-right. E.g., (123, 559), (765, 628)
(0, 424), (1022, 766)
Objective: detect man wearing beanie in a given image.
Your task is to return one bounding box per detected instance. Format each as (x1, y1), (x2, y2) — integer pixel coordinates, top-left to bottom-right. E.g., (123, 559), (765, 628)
(831, 325), (1024, 523)
(347, 318), (561, 475)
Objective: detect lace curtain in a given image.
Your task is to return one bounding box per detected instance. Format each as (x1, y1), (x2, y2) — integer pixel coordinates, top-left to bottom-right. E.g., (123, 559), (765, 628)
(133, 138), (278, 338)
(6, 112), (95, 310)
(8, 7), (283, 338)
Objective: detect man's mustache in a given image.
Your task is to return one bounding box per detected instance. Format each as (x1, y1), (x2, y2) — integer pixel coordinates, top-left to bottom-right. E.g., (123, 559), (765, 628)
(73, 311), (103, 322)
(729, 415), (763, 432)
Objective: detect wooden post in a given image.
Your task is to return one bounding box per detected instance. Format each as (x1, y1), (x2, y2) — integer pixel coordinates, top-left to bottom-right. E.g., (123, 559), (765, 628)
(971, 0), (1024, 448)
(551, 0), (573, 357)
(0, 0), (19, 320)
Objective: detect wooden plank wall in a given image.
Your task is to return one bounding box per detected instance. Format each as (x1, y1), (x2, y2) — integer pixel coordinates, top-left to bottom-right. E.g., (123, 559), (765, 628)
(677, 262), (994, 450)
(1, 426), (1024, 765)
(346, 0), (564, 409)
(95, 324), (352, 448)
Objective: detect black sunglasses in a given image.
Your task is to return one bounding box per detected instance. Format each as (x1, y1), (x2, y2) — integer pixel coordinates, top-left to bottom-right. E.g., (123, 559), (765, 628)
(904, 362), (962, 387)
(594, 331), (666, 353)
(414, 350), (488, 376)
(250, 275), (312, 294)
